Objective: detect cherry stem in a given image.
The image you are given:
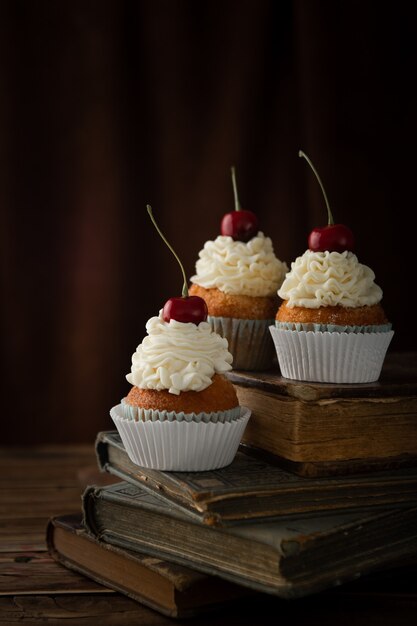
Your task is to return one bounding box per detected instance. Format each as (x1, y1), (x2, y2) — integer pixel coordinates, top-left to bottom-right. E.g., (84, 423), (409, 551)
(299, 150), (334, 226)
(231, 166), (241, 211)
(147, 205), (189, 298)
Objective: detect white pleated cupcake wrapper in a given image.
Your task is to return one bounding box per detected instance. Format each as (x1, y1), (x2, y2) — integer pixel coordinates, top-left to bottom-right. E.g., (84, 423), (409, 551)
(110, 404), (251, 471)
(119, 399), (241, 423)
(208, 315), (275, 370)
(275, 321), (393, 334)
(269, 326), (394, 383)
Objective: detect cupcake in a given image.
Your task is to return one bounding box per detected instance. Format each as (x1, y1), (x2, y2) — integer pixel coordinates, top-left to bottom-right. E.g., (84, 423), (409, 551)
(189, 167), (288, 370)
(270, 151), (394, 383)
(110, 206), (251, 471)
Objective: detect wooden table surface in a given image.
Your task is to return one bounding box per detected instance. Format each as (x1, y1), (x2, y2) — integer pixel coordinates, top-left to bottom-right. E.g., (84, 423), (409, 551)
(1, 445), (417, 625)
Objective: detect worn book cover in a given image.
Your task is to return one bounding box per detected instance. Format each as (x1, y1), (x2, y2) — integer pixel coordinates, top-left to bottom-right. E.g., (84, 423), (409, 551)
(82, 480), (417, 598)
(46, 514), (248, 618)
(95, 430), (417, 526)
(226, 351), (417, 476)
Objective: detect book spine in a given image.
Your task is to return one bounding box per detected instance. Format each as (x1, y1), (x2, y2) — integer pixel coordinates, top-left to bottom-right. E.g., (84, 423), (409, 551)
(45, 517), (60, 562)
(81, 486), (101, 537)
(95, 436), (110, 472)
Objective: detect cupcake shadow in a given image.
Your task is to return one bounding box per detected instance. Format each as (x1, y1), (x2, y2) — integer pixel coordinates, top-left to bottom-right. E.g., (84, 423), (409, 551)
(208, 315), (276, 371)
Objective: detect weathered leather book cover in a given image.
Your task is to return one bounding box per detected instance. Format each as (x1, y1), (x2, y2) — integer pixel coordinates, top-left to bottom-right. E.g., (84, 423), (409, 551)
(46, 513), (247, 618)
(95, 430), (417, 526)
(226, 351), (417, 476)
(81, 480), (417, 598)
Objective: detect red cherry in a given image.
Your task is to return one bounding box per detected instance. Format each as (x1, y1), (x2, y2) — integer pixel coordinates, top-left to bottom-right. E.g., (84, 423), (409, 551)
(221, 166), (259, 242)
(308, 224), (354, 253)
(162, 296), (208, 324)
(299, 150), (354, 253)
(221, 210), (259, 242)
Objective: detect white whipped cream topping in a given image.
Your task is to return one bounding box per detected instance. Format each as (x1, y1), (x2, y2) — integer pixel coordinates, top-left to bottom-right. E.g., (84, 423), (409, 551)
(126, 312), (233, 395)
(278, 250), (383, 308)
(190, 232), (288, 297)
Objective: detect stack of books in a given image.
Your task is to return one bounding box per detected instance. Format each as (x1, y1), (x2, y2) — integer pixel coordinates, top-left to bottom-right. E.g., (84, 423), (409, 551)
(47, 352), (417, 618)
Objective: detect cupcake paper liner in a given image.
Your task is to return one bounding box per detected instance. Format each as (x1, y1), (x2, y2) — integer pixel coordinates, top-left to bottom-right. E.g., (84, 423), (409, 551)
(110, 404), (251, 471)
(119, 399), (241, 423)
(208, 315), (275, 371)
(275, 321), (393, 334)
(269, 326), (394, 384)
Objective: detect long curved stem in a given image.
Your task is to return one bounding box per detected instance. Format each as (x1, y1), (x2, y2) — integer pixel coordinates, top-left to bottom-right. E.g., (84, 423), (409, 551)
(147, 205), (188, 297)
(299, 150), (334, 225)
(231, 166), (241, 211)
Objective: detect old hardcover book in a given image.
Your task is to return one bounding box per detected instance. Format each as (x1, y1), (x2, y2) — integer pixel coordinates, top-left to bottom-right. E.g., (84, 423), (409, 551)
(46, 514), (248, 618)
(82, 481), (417, 598)
(226, 351), (417, 477)
(95, 430), (417, 526)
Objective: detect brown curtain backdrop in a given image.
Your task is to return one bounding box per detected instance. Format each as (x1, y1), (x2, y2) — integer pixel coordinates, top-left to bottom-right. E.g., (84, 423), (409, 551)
(1, 0), (416, 444)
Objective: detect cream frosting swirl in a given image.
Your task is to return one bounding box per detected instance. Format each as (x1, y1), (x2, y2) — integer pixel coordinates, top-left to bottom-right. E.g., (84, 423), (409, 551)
(126, 312), (233, 395)
(278, 250), (383, 308)
(190, 232), (288, 297)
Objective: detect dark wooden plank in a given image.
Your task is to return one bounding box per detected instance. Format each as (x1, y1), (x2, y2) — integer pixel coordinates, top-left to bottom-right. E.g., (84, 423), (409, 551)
(0, 518), (51, 552)
(0, 594), (171, 625)
(0, 553), (111, 595)
(0, 590), (416, 626)
(0, 451), (119, 491)
(0, 487), (86, 519)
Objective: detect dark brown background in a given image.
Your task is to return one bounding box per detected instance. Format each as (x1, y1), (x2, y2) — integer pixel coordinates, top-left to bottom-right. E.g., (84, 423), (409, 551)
(1, 0), (416, 444)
